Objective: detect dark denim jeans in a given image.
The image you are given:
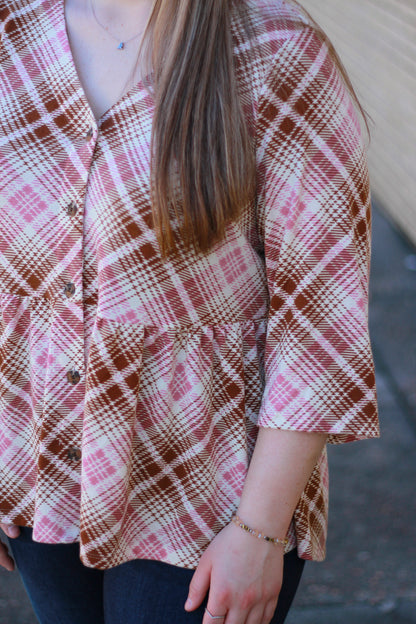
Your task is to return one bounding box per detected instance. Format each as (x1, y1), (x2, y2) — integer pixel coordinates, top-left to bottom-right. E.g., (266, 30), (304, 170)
(8, 527), (305, 624)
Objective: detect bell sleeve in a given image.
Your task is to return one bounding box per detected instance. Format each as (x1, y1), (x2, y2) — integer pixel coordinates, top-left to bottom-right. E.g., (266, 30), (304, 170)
(255, 25), (379, 444)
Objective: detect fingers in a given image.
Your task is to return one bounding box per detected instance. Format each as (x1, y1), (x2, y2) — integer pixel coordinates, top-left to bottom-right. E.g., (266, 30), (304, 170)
(260, 599), (278, 624)
(203, 587), (229, 624)
(203, 599), (276, 624)
(204, 587), (279, 624)
(203, 606), (228, 624)
(185, 553), (212, 612)
(0, 523), (20, 539)
(187, 522), (283, 624)
(0, 524), (19, 572)
(0, 539), (15, 572)
(244, 604), (266, 624)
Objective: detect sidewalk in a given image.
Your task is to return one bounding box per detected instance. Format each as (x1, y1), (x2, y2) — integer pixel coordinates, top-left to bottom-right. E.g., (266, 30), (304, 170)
(1, 203), (416, 623)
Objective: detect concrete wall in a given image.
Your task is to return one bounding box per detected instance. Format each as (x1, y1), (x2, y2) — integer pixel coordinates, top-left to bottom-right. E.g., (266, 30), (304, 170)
(299, 0), (416, 246)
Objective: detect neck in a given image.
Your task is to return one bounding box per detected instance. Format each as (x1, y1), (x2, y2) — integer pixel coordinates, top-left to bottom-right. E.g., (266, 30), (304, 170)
(86, 0), (155, 41)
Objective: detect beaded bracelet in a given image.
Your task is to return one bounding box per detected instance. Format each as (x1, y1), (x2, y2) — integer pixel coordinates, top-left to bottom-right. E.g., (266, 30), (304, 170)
(231, 514), (289, 547)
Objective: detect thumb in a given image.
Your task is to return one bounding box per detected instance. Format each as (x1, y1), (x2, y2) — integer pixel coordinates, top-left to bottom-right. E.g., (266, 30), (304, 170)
(184, 554), (212, 612)
(0, 523), (20, 539)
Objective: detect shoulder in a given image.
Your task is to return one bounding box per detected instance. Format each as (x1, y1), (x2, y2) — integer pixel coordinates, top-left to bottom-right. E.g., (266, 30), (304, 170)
(0, 0), (30, 21)
(0, 0), (48, 29)
(246, 0), (310, 31)
(232, 0), (320, 92)
(0, 0), (56, 53)
(0, 0), (13, 27)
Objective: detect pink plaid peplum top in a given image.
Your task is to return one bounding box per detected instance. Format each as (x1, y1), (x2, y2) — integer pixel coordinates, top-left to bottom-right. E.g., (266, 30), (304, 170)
(0, 0), (379, 569)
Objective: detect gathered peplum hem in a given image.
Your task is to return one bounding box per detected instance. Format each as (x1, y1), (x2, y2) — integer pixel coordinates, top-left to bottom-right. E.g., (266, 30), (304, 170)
(0, 290), (329, 567)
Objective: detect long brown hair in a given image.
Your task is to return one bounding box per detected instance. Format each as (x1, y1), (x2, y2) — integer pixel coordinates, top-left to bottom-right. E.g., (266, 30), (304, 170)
(140, 0), (368, 257)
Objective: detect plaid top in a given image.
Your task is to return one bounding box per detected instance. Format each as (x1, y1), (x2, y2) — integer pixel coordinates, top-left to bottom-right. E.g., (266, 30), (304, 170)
(0, 0), (379, 569)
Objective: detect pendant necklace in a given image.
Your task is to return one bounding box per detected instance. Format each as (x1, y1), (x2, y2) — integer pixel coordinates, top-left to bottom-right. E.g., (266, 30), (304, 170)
(90, 0), (144, 50)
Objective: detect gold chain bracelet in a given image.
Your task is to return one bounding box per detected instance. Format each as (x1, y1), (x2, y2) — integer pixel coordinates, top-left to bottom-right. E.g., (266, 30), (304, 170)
(231, 514), (289, 547)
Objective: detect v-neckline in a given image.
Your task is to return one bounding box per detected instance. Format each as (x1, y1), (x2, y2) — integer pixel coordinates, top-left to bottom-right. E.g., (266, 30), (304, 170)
(58, 0), (153, 125)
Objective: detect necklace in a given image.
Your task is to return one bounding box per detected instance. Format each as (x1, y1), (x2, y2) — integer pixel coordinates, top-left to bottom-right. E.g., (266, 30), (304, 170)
(89, 0), (144, 50)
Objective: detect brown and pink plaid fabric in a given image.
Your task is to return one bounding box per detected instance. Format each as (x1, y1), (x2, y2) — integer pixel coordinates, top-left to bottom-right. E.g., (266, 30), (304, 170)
(0, 0), (379, 569)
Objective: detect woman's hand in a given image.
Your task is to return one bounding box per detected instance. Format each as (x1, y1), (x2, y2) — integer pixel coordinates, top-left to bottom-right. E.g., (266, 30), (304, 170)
(185, 521), (284, 624)
(0, 523), (20, 571)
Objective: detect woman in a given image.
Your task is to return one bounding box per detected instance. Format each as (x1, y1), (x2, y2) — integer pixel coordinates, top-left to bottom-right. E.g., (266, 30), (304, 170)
(0, 0), (379, 622)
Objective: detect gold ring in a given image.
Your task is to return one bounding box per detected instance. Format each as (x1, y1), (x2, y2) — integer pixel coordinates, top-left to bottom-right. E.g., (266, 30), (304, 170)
(205, 607), (226, 620)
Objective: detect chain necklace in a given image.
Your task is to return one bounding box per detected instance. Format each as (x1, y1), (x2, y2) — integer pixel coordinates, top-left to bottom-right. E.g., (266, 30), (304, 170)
(89, 0), (144, 50)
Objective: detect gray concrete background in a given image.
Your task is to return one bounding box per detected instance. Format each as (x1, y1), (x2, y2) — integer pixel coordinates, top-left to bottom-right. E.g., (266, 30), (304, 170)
(1, 203), (416, 623)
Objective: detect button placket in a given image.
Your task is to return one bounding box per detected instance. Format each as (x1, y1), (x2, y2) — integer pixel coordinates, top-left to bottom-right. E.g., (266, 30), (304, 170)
(57, 116), (96, 471)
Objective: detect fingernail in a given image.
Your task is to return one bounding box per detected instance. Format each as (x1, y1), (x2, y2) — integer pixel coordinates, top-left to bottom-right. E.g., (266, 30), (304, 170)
(8, 526), (19, 538)
(184, 598), (192, 610)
